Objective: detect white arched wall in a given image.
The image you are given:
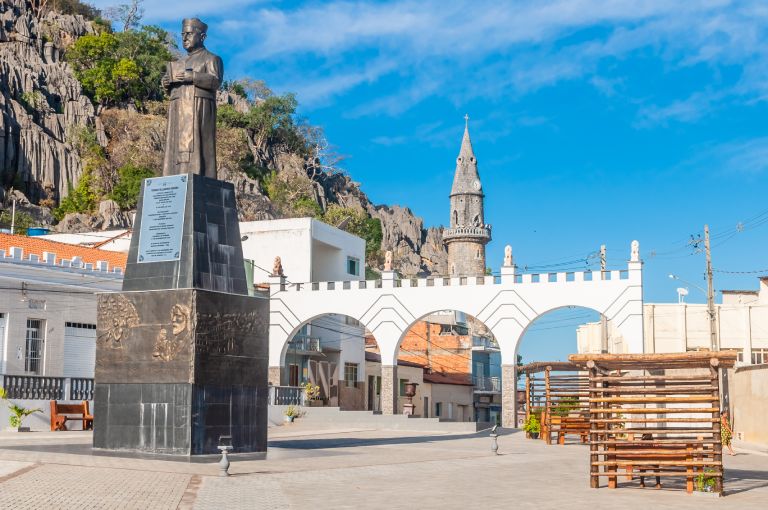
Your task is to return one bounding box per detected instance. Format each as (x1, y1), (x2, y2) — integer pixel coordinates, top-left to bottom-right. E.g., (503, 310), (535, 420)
(268, 246), (644, 424)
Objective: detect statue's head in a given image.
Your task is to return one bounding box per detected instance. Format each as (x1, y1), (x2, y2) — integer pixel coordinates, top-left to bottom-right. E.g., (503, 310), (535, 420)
(181, 18), (208, 51)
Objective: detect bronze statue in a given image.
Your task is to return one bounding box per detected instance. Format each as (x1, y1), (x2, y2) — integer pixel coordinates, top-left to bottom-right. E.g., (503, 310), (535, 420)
(161, 18), (223, 178)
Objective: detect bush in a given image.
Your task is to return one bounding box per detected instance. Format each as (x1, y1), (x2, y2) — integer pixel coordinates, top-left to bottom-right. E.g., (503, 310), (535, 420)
(109, 164), (155, 209)
(54, 172), (98, 220)
(50, 0), (102, 19)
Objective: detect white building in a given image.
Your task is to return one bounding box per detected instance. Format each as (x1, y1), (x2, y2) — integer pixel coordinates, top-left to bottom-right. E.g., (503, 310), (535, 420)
(240, 218), (369, 409)
(577, 276), (768, 365)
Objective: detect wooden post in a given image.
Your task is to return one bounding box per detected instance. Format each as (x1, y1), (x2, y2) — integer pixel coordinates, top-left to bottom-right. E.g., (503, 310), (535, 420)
(589, 364), (599, 489)
(711, 360), (723, 495)
(686, 444), (694, 493)
(525, 373), (531, 439)
(545, 367), (552, 445)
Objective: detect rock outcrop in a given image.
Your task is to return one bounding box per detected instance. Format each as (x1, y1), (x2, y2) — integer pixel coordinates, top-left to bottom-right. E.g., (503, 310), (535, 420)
(0, 0), (96, 203)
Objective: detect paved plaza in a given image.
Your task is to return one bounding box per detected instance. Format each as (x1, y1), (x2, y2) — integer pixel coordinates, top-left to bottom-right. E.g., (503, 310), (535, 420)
(0, 424), (766, 509)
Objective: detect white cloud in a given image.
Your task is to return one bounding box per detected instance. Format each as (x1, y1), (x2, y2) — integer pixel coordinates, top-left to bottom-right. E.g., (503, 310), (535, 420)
(114, 0), (768, 119)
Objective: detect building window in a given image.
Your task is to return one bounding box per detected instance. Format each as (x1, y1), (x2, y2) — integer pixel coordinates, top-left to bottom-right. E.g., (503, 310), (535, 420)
(727, 348), (744, 363)
(399, 378), (409, 396)
(25, 319), (44, 374)
(347, 257), (360, 276)
(752, 348), (768, 365)
(65, 322), (96, 330)
(435, 402), (442, 417)
(345, 316), (360, 327)
(344, 363), (359, 387)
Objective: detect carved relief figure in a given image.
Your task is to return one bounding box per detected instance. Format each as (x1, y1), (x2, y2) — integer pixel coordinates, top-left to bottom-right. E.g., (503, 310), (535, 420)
(98, 294), (140, 349)
(152, 304), (193, 361)
(504, 245), (513, 267)
(161, 18), (223, 177)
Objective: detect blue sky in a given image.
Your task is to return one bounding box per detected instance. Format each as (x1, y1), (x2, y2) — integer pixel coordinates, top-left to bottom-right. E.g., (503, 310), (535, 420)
(93, 0), (768, 361)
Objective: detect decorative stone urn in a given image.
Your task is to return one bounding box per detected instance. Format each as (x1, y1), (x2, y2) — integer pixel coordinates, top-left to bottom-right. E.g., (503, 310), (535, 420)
(403, 382), (418, 416)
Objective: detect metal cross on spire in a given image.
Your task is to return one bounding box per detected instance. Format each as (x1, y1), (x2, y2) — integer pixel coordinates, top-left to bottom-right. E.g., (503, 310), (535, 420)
(464, 113), (469, 128)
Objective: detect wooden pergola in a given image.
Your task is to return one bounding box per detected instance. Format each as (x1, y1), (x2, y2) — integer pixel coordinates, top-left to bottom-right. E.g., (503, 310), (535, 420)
(519, 362), (590, 445)
(568, 351), (736, 496)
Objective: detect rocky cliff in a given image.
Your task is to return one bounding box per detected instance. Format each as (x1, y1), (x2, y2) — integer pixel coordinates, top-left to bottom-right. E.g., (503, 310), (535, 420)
(0, 1), (448, 276)
(0, 0), (96, 204)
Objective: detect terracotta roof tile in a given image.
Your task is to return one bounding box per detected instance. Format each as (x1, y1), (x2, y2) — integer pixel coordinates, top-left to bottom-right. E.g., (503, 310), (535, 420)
(0, 233), (127, 272)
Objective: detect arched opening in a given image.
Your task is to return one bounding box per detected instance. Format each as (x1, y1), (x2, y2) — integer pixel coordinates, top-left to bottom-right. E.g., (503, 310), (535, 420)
(395, 310), (500, 425)
(515, 306), (611, 429)
(281, 313), (380, 411)
(516, 306), (609, 364)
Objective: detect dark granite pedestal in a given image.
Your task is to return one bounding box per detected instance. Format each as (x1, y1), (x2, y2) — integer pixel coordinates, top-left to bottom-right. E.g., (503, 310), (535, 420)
(94, 173), (268, 456)
(94, 288), (268, 455)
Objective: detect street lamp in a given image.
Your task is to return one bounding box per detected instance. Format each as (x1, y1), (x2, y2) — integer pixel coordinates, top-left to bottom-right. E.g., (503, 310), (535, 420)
(668, 274), (718, 351)
(668, 274), (707, 296)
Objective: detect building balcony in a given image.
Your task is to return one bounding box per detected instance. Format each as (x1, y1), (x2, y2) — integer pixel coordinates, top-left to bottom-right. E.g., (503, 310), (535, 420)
(443, 225), (492, 242)
(287, 335), (322, 354)
(473, 375), (501, 393)
(471, 336), (500, 351)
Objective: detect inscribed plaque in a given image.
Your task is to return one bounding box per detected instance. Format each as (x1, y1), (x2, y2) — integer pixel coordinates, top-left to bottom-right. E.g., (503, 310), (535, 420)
(137, 175), (187, 263)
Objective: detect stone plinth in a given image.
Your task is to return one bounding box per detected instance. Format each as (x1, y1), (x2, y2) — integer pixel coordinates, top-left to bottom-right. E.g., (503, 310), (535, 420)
(122, 173), (248, 295)
(94, 288), (269, 455)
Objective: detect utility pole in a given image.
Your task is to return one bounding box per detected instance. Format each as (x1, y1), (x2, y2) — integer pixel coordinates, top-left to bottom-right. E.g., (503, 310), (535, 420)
(704, 225), (718, 352)
(10, 194), (16, 235)
(600, 245), (608, 353)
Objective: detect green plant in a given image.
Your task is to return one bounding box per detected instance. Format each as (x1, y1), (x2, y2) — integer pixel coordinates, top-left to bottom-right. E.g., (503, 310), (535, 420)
(0, 387), (41, 429)
(696, 468), (717, 492)
(54, 172), (98, 220)
(284, 405), (301, 418)
(523, 414), (541, 434)
(109, 164), (155, 209)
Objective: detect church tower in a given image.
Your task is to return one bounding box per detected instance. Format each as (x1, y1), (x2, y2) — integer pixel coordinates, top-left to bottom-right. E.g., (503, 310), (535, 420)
(444, 116), (491, 277)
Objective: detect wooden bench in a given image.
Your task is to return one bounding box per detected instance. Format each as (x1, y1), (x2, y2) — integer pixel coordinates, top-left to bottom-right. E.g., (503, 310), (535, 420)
(50, 401), (93, 431)
(557, 416), (590, 444)
(603, 434), (711, 493)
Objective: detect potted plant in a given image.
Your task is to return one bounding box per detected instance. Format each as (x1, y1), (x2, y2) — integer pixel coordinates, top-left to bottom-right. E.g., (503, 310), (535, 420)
(523, 413), (541, 439)
(283, 405), (300, 423)
(303, 382), (322, 406)
(0, 387), (41, 432)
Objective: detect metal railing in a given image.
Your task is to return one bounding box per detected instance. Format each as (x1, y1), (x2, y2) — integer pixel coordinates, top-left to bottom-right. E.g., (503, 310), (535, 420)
(69, 378), (94, 401)
(473, 376), (501, 393)
(268, 386), (305, 406)
(471, 336), (500, 350)
(2, 374), (65, 400)
(1, 375), (95, 401)
(287, 336), (321, 353)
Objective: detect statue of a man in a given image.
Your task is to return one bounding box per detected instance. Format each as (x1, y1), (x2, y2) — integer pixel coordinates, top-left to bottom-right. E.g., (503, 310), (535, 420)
(161, 18), (223, 178)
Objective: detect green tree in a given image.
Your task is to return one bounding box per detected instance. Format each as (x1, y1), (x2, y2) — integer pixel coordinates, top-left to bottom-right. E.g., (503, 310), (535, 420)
(0, 210), (36, 234)
(109, 164), (155, 209)
(66, 25), (173, 106)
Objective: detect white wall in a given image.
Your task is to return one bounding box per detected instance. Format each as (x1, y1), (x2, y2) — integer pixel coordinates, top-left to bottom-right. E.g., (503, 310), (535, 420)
(240, 218), (365, 284)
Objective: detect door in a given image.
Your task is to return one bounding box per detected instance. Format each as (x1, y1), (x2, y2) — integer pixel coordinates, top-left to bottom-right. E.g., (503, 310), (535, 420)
(289, 364), (299, 386)
(63, 322), (96, 378)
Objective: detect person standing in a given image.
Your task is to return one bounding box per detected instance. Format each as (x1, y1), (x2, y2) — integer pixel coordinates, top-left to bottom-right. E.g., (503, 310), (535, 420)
(721, 408), (735, 456)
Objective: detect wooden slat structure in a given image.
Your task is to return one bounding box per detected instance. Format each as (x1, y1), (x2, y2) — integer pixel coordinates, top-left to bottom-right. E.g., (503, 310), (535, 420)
(519, 362), (590, 445)
(568, 351), (737, 496)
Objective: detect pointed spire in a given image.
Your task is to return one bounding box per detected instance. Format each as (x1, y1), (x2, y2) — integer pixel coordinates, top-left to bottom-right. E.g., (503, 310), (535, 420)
(451, 114), (481, 196)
